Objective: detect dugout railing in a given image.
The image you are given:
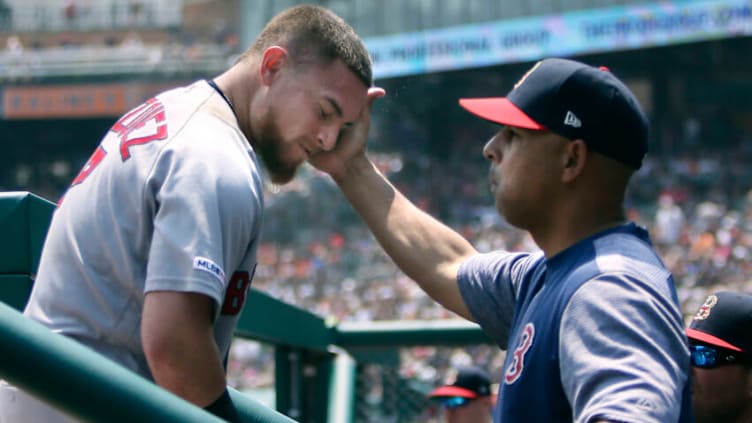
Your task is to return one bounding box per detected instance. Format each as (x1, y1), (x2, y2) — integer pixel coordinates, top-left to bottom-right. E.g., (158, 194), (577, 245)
(0, 191), (492, 422)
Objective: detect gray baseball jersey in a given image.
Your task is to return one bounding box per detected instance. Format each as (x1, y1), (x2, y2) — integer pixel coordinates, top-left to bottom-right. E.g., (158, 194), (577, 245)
(24, 80), (263, 380)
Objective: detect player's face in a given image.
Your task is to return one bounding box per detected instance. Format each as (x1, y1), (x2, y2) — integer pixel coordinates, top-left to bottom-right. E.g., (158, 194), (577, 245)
(482, 126), (568, 230)
(691, 362), (752, 423)
(254, 58), (368, 184)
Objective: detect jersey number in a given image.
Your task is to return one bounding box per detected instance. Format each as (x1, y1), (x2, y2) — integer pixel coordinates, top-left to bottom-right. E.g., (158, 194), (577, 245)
(68, 98), (168, 188)
(221, 267), (254, 316)
(504, 323), (535, 384)
(70, 146), (107, 187)
(112, 98), (168, 161)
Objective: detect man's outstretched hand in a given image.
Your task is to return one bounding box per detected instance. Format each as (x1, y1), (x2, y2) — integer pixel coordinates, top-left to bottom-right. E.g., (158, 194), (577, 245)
(309, 87), (386, 181)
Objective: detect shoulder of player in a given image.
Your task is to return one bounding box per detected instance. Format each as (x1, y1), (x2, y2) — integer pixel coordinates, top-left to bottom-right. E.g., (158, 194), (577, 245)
(162, 108), (247, 160)
(566, 270), (683, 330)
(157, 81), (241, 141)
(587, 230), (670, 282)
(460, 250), (541, 284)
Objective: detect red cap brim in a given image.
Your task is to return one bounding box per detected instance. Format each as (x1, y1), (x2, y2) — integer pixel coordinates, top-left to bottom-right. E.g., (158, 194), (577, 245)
(427, 386), (478, 399)
(458, 97), (545, 130)
(686, 328), (743, 352)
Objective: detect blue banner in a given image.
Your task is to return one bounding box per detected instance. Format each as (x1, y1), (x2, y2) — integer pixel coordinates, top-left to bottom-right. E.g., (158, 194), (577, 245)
(365, 0), (752, 79)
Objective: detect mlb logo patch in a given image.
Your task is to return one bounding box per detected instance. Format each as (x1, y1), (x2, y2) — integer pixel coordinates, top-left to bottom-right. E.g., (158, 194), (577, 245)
(193, 256), (226, 283)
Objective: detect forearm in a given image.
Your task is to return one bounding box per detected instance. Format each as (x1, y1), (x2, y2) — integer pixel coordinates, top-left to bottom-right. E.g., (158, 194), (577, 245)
(146, 331), (227, 407)
(141, 291), (228, 407)
(335, 154), (477, 319)
(148, 342), (240, 422)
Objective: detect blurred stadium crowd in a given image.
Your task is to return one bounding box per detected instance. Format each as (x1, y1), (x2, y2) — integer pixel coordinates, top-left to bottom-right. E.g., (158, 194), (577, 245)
(3, 0), (752, 401)
(7, 103), (751, 394)
(224, 119), (752, 392)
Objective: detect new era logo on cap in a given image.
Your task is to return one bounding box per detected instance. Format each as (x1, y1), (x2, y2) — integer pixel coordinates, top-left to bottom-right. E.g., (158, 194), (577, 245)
(564, 111), (581, 128)
(458, 58), (648, 169)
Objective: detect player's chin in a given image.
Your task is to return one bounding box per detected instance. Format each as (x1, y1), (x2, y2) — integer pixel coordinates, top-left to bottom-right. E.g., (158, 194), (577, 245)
(267, 163), (300, 185)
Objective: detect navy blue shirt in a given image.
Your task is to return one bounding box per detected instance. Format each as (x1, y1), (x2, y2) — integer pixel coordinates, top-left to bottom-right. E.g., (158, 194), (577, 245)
(458, 223), (692, 422)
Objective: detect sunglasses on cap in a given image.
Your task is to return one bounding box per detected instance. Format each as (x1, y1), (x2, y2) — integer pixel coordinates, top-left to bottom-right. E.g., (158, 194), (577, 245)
(690, 344), (749, 369)
(440, 396), (473, 409)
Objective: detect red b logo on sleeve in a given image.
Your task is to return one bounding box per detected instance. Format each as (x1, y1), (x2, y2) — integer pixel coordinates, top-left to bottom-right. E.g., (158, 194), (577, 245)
(504, 323), (535, 385)
(221, 265), (256, 316)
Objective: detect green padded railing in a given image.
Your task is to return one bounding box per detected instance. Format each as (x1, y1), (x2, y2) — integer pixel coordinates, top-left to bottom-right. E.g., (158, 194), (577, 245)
(0, 300), (226, 422)
(0, 191), (55, 310)
(0, 191), (492, 423)
(334, 319), (493, 347)
(0, 191), (53, 275)
(236, 289), (332, 352)
(0, 192), (297, 422)
(0, 299), (296, 422)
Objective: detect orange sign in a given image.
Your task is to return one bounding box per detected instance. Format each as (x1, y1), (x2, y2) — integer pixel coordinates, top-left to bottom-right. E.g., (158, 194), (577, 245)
(2, 84), (130, 119)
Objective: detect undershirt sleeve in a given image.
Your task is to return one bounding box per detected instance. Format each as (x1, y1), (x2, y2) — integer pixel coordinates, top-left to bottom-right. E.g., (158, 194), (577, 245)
(559, 275), (689, 423)
(457, 251), (540, 348)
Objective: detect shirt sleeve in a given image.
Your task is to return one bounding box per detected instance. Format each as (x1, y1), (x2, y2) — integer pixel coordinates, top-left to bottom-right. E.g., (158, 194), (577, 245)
(457, 250), (540, 348)
(560, 274), (689, 423)
(144, 130), (262, 310)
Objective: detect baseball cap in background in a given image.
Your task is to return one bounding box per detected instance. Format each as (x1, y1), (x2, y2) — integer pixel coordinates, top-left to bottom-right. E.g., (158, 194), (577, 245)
(686, 291), (752, 353)
(428, 365), (492, 399)
(458, 57), (649, 170)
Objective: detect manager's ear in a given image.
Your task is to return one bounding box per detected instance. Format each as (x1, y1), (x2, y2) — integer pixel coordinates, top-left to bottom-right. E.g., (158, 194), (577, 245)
(561, 139), (587, 183)
(259, 46), (289, 85)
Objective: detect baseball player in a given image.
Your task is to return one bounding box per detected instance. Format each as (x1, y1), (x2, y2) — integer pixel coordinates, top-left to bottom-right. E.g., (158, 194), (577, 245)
(686, 291), (752, 423)
(427, 365), (496, 423)
(312, 58), (693, 422)
(0, 5), (380, 422)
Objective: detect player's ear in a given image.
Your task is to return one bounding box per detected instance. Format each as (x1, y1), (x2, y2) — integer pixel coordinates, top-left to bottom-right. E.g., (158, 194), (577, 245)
(561, 138), (587, 183)
(259, 46), (289, 85)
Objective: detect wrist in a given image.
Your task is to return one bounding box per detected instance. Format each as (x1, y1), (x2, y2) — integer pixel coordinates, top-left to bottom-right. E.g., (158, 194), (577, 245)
(333, 153), (372, 186)
(204, 388), (241, 423)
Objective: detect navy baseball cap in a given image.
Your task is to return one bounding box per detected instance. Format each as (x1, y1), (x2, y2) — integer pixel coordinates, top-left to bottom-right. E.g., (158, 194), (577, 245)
(459, 58), (649, 169)
(686, 291), (752, 353)
(428, 366), (492, 399)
